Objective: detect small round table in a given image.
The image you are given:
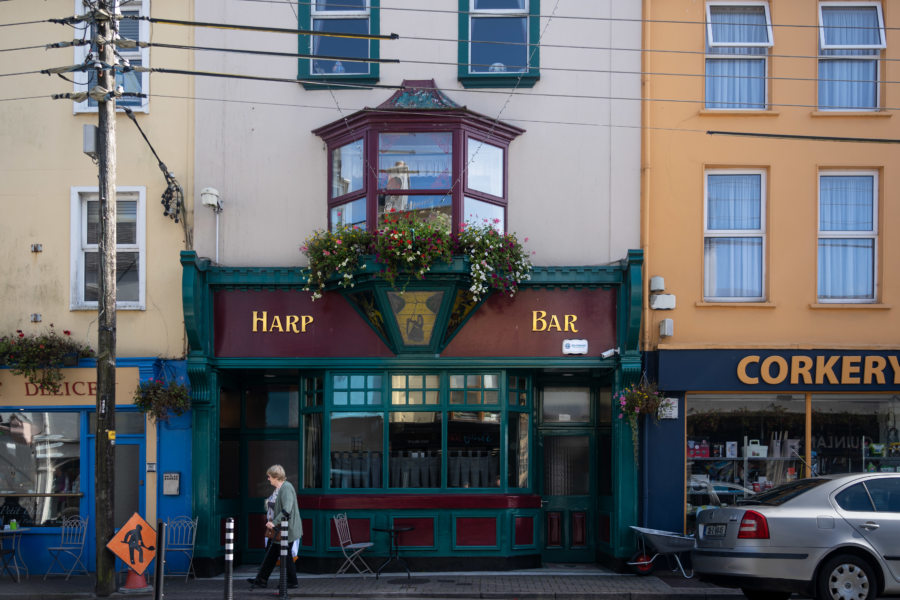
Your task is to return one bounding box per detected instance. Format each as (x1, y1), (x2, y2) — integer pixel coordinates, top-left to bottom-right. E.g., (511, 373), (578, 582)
(372, 525), (413, 579)
(0, 527), (30, 582)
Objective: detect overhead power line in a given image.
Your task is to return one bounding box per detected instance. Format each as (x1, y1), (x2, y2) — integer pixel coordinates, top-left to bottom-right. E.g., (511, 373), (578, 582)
(243, 0), (900, 33)
(123, 15), (398, 41)
(707, 130), (900, 144)
(130, 41), (400, 65)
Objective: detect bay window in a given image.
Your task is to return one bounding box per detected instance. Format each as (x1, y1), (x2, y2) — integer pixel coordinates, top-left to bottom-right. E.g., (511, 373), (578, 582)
(705, 2), (773, 109)
(315, 99), (522, 234)
(703, 170), (766, 302)
(817, 172), (877, 302)
(818, 2), (885, 111)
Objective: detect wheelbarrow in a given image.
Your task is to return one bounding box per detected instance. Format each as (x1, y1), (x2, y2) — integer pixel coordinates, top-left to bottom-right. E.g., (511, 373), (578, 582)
(627, 525), (695, 578)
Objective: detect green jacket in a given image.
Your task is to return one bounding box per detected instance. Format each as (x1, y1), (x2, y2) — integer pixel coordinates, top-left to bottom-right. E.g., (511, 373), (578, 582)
(272, 480), (303, 542)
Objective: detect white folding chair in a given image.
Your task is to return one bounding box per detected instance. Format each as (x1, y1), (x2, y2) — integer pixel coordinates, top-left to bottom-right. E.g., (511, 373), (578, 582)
(165, 516), (198, 581)
(333, 513), (373, 576)
(43, 515), (89, 580)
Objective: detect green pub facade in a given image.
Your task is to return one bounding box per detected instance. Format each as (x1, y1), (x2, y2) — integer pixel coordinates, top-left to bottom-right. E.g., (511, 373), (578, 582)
(182, 249), (644, 574)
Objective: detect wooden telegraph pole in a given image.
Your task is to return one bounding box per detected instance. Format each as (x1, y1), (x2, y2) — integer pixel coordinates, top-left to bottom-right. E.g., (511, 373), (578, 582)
(95, 0), (118, 595)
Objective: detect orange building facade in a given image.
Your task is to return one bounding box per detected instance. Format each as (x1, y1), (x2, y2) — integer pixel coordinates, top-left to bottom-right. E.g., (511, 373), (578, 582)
(641, 0), (900, 534)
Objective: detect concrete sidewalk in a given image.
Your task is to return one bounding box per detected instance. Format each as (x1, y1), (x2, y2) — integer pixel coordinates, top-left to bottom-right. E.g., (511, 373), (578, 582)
(0, 564), (753, 600)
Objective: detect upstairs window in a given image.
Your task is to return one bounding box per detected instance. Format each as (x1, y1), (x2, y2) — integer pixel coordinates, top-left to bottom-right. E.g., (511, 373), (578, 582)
(70, 187), (146, 310)
(459, 0), (540, 88)
(817, 172), (877, 302)
(74, 0), (149, 113)
(705, 2), (773, 109)
(703, 170), (766, 302)
(317, 90), (522, 234)
(818, 2), (885, 110)
(298, 0), (380, 88)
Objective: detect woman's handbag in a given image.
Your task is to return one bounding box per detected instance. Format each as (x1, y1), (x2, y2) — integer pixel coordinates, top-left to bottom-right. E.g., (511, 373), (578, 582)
(264, 527), (282, 542)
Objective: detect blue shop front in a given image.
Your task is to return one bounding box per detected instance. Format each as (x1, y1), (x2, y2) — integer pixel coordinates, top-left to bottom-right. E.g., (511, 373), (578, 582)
(644, 349), (900, 535)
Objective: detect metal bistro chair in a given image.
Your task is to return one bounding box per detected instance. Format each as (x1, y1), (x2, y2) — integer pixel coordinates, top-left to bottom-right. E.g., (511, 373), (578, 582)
(165, 516), (198, 581)
(333, 513), (373, 576)
(43, 515), (89, 580)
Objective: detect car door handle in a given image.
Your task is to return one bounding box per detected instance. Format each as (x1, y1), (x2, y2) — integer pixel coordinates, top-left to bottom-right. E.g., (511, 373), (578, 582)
(861, 521), (880, 531)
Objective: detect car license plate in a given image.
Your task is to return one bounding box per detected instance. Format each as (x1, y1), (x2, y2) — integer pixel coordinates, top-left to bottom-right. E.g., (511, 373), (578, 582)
(705, 523), (726, 537)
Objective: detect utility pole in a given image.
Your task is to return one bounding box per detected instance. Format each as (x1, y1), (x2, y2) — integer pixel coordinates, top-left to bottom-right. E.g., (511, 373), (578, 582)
(95, 0), (118, 595)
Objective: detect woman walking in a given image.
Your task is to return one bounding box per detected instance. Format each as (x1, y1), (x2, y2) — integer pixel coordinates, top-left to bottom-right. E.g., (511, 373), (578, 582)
(247, 464), (302, 589)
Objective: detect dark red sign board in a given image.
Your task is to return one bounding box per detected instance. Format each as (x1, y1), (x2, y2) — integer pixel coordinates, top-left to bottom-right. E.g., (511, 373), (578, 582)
(213, 288), (616, 359)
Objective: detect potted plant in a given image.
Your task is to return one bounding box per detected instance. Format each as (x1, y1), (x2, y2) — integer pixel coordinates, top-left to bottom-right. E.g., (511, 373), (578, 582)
(300, 212), (532, 302)
(133, 377), (191, 422)
(0, 325), (95, 394)
(615, 379), (666, 461)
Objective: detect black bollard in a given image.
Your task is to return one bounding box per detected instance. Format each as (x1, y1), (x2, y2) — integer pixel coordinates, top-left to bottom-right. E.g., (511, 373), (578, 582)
(278, 518), (288, 599)
(154, 521), (166, 600)
(224, 518), (233, 600)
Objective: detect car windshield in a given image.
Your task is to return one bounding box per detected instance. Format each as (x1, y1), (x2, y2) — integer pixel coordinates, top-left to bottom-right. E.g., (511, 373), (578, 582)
(737, 478), (828, 506)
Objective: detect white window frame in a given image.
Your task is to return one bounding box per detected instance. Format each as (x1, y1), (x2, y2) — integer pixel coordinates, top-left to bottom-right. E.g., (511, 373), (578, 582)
(706, 1), (774, 48)
(73, 0), (150, 114)
(468, 0), (530, 75)
(70, 186), (146, 310)
(703, 169), (767, 302)
(818, 2), (886, 50)
(816, 170), (878, 303)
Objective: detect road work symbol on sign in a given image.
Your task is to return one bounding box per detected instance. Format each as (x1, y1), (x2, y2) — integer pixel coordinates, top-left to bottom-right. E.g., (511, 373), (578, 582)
(106, 513), (156, 575)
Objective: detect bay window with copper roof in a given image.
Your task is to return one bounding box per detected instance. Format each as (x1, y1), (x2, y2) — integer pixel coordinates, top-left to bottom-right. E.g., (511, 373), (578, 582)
(313, 80), (523, 234)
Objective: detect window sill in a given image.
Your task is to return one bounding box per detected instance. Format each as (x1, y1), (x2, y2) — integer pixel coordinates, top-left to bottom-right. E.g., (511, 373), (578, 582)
(810, 303), (890, 309)
(459, 73), (539, 89)
(695, 301), (775, 308)
(71, 303), (146, 311)
(300, 75), (380, 91)
(811, 110), (891, 118)
(699, 109), (779, 117)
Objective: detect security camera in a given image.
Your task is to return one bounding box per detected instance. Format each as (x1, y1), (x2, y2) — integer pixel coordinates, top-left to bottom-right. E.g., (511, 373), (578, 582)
(600, 347), (619, 359)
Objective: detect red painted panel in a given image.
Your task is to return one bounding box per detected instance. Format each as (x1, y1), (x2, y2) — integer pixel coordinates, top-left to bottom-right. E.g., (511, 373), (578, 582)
(598, 513), (610, 544)
(214, 290), (393, 357)
(248, 513), (267, 549)
(546, 512), (561, 547)
(301, 493), (542, 510)
(443, 288), (616, 357)
(392, 517), (433, 547)
(301, 518), (313, 547)
(329, 516), (372, 547)
(572, 512), (586, 547)
(514, 516), (533, 546)
(456, 517), (496, 546)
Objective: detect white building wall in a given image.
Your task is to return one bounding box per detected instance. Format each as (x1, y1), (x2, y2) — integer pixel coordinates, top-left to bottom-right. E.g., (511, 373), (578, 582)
(193, 1), (642, 267)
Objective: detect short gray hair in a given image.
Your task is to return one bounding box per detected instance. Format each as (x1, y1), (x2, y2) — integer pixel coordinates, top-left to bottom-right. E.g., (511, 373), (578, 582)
(266, 464), (285, 481)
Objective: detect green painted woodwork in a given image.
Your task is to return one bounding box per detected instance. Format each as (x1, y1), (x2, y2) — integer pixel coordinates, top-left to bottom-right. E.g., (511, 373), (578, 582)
(180, 249), (645, 565)
(457, 0), (541, 89)
(296, 0), (381, 90)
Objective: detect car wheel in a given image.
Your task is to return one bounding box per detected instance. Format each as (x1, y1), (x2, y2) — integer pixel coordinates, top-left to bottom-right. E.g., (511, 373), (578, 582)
(629, 551), (654, 575)
(817, 554), (876, 600)
(740, 589), (791, 600)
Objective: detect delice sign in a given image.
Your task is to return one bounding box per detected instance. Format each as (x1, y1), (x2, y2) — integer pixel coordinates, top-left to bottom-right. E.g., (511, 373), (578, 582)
(659, 350), (900, 392)
(0, 368), (140, 405)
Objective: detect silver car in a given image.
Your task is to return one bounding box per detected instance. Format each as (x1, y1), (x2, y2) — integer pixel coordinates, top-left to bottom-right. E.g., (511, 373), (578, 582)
(693, 473), (900, 600)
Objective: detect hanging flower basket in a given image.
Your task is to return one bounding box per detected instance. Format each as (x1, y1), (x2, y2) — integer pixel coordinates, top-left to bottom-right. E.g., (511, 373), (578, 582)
(615, 379), (666, 462)
(0, 325), (95, 394)
(300, 212), (532, 302)
(133, 378), (191, 422)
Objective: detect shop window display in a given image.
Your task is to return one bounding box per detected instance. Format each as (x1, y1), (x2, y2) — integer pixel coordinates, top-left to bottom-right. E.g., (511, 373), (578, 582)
(685, 393), (900, 533)
(0, 412), (82, 526)
(685, 395), (805, 532)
